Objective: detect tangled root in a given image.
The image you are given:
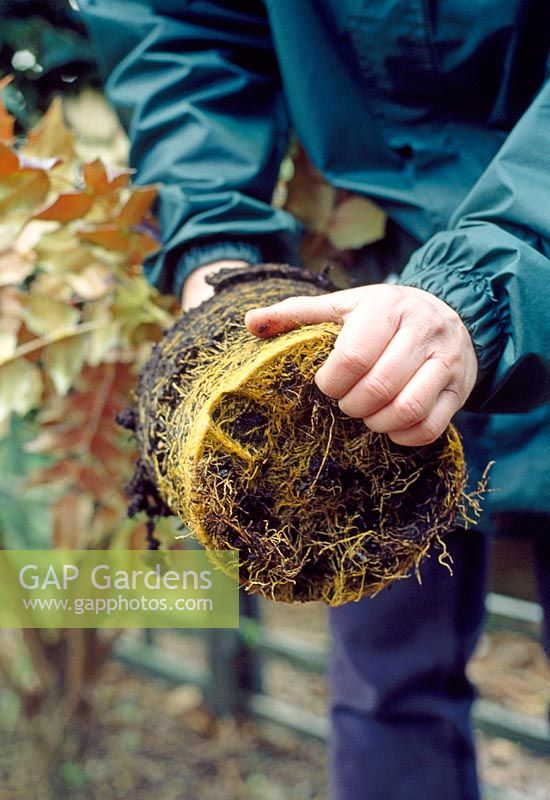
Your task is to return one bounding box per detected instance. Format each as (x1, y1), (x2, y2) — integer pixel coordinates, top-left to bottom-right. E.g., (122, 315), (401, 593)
(124, 264), (471, 606)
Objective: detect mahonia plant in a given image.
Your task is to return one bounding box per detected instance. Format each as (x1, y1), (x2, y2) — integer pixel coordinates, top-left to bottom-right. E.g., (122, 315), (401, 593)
(0, 74), (177, 551)
(0, 77), (180, 776)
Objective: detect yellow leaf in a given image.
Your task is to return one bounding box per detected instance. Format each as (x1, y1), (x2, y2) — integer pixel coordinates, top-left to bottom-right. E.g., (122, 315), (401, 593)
(34, 227), (97, 274)
(23, 97), (76, 162)
(31, 272), (73, 301)
(0, 251), (33, 286)
(22, 294), (79, 336)
(66, 264), (112, 301)
(283, 146), (336, 232)
(0, 169), (50, 216)
(0, 330), (16, 360)
(0, 286), (23, 336)
(328, 196), (387, 250)
(86, 320), (121, 366)
(284, 167), (335, 233)
(63, 89), (120, 143)
(113, 276), (169, 329)
(0, 358), (43, 426)
(82, 297), (120, 365)
(0, 218), (28, 252)
(43, 336), (86, 395)
(15, 220), (58, 255)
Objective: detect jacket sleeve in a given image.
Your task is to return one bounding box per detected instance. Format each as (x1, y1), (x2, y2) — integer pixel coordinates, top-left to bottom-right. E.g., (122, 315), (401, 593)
(399, 77), (550, 414)
(78, 0), (300, 296)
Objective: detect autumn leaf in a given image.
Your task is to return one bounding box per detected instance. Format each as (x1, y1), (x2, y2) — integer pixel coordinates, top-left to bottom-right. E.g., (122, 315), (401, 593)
(0, 75), (15, 142)
(30, 272), (73, 302)
(65, 264), (112, 301)
(82, 297), (121, 366)
(64, 89), (122, 148)
(282, 145), (336, 233)
(0, 169), (50, 216)
(117, 186), (157, 226)
(34, 191), (93, 223)
(43, 336), (86, 395)
(0, 251), (34, 286)
(78, 225), (129, 252)
(34, 228), (97, 274)
(327, 195), (386, 249)
(23, 97), (76, 162)
(0, 330), (17, 360)
(112, 275), (172, 343)
(0, 358), (42, 427)
(0, 142), (19, 178)
(21, 293), (79, 336)
(0, 285), (24, 336)
(83, 158), (132, 195)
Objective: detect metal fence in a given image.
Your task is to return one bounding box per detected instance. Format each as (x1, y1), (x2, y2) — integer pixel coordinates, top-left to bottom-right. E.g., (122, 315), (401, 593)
(114, 590), (549, 759)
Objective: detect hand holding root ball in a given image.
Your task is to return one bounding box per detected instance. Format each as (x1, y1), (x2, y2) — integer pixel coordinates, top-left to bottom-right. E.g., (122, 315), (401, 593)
(245, 283), (478, 447)
(133, 263), (476, 604)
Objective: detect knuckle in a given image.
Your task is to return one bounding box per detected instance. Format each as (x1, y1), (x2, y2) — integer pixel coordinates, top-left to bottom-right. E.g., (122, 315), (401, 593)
(361, 372), (394, 405)
(314, 370), (342, 399)
(419, 317), (449, 348)
(338, 396), (362, 418)
(333, 345), (371, 376)
(416, 418), (443, 445)
(393, 394), (427, 426)
(442, 384), (466, 410)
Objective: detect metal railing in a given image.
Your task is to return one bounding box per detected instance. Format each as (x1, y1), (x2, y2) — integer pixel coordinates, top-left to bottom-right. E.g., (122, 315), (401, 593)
(114, 591), (549, 754)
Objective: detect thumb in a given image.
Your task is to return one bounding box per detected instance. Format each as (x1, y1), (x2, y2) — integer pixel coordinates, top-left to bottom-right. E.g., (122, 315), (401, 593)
(245, 292), (353, 338)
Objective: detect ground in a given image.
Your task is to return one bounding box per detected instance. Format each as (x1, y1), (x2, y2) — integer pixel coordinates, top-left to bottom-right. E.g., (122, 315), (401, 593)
(0, 598), (548, 800)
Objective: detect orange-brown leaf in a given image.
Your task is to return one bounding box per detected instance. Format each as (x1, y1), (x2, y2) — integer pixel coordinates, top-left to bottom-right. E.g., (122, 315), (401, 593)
(34, 191), (93, 222)
(0, 142), (19, 178)
(83, 159), (132, 195)
(117, 186), (157, 226)
(0, 76), (15, 142)
(78, 225), (129, 251)
(127, 230), (160, 262)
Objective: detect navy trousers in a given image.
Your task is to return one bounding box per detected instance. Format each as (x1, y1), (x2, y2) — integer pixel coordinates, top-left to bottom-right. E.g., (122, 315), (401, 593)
(328, 527), (550, 800)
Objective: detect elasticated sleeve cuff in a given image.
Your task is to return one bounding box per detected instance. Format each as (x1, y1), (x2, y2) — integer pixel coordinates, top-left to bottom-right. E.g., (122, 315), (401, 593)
(172, 241), (262, 299)
(399, 229), (509, 387)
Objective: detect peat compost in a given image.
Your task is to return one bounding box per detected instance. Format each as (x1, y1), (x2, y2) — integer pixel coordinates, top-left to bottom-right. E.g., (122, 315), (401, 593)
(121, 264), (471, 606)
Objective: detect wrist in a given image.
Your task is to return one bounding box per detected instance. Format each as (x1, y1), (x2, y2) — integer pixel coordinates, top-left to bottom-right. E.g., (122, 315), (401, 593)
(181, 259), (250, 310)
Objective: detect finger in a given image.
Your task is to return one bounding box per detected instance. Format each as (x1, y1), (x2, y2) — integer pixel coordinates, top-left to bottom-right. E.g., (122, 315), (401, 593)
(384, 387), (461, 447)
(361, 357), (450, 431)
(245, 292), (353, 338)
(314, 300), (400, 399)
(335, 327), (431, 416)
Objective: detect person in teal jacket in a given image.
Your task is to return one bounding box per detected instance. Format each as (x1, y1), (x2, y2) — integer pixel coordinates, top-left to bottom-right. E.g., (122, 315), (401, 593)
(80, 2), (550, 798)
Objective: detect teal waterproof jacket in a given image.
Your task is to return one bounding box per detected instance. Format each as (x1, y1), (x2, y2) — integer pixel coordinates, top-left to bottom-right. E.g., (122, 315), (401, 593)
(80, 1), (550, 512)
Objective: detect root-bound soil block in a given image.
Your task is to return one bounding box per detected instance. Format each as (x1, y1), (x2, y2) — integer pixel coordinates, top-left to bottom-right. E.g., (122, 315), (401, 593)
(121, 264), (471, 605)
